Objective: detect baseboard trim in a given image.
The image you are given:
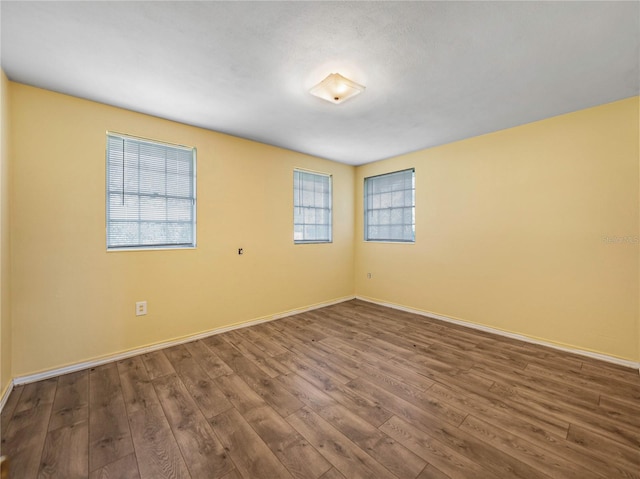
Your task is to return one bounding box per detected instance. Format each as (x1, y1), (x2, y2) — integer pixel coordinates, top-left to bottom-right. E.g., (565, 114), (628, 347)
(13, 295), (356, 386)
(356, 296), (640, 372)
(0, 380), (13, 414)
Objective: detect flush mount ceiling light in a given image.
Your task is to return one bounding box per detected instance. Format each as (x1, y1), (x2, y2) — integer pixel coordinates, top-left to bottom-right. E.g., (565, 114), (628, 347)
(310, 73), (365, 105)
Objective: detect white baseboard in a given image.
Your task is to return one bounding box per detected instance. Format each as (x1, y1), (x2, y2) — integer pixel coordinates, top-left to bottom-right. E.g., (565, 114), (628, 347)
(356, 296), (640, 372)
(13, 295), (356, 387)
(0, 380), (13, 414)
(11, 293), (639, 388)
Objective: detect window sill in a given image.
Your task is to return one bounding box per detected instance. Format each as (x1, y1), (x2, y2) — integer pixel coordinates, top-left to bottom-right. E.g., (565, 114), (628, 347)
(363, 240), (415, 244)
(107, 245), (196, 252)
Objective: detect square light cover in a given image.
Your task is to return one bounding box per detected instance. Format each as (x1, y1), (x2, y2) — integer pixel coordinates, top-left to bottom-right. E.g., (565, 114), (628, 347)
(310, 73), (365, 104)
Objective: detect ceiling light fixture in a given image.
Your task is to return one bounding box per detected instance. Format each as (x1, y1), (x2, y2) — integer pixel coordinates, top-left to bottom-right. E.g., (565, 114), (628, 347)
(310, 73), (365, 105)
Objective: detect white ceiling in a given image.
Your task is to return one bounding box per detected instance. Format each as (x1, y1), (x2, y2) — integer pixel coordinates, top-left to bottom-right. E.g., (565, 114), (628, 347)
(1, 1), (638, 165)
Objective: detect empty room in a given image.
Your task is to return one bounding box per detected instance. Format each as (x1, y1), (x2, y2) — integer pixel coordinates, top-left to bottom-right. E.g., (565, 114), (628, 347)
(0, 1), (639, 478)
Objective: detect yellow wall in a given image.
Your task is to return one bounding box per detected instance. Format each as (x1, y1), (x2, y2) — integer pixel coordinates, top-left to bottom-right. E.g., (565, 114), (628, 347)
(10, 83), (355, 377)
(0, 71), (12, 394)
(5, 81), (639, 379)
(355, 97), (640, 362)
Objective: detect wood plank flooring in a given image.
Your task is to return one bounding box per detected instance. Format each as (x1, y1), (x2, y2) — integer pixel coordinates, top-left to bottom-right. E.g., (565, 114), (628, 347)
(1, 299), (639, 478)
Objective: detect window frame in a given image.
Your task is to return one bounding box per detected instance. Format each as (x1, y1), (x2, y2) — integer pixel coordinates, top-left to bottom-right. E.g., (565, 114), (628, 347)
(105, 131), (197, 252)
(364, 168), (415, 243)
(293, 168), (333, 244)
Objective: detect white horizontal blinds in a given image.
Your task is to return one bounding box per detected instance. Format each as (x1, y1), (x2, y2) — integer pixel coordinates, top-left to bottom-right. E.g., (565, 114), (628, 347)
(365, 168), (415, 242)
(293, 169), (332, 243)
(106, 133), (196, 249)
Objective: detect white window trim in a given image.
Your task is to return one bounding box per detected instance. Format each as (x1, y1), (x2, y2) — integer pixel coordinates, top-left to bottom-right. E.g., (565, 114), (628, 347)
(106, 131), (197, 251)
(364, 168), (415, 243)
(293, 168), (333, 244)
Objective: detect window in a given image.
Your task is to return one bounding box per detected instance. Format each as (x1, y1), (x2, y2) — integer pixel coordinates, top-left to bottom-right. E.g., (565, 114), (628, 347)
(106, 132), (196, 250)
(364, 168), (415, 242)
(293, 169), (332, 243)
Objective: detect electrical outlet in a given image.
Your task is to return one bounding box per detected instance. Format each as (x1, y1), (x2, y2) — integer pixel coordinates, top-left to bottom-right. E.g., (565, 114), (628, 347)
(136, 301), (147, 316)
(367, 273), (372, 279)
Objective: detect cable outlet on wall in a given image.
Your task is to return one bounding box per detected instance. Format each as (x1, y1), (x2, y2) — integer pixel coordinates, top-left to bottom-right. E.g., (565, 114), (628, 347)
(136, 301), (147, 316)
(367, 273), (372, 279)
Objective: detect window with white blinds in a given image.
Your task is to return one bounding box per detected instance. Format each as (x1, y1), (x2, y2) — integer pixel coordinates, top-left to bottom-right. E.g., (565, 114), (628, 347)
(364, 168), (415, 242)
(106, 133), (196, 250)
(293, 169), (332, 243)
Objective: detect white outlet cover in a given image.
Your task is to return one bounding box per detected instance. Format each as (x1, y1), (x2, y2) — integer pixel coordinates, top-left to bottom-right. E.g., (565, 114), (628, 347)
(136, 301), (147, 316)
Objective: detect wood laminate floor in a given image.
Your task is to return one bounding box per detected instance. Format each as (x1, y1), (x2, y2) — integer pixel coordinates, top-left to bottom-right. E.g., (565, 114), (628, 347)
(1, 300), (639, 478)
